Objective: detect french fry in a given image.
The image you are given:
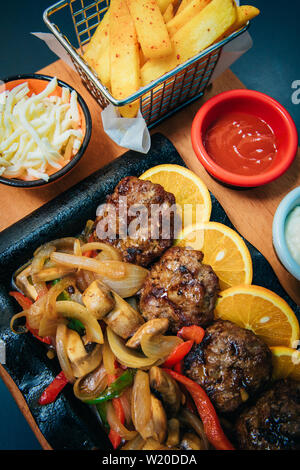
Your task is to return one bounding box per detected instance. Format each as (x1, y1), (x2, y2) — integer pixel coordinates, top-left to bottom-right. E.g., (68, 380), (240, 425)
(126, 0), (172, 59)
(139, 47), (147, 67)
(156, 0), (173, 14)
(83, 11), (111, 89)
(176, 0), (193, 16)
(167, 0), (211, 37)
(163, 3), (174, 22)
(224, 5), (260, 37)
(141, 0), (236, 86)
(109, 0), (141, 117)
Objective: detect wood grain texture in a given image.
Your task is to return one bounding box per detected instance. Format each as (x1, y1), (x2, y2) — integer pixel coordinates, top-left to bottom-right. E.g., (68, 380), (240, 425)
(0, 60), (299, 308)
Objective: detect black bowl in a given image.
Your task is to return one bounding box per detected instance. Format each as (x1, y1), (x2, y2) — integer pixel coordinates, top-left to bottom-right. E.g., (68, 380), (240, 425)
(0, 73), (92, 188)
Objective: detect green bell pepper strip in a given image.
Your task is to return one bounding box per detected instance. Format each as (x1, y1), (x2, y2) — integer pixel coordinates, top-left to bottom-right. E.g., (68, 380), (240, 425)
(96, 402), (109, 429)
(52, 279), (70, 301)
(83, 369), (135, 405)
(67, 318), (86, 336)
(52, 279), (85, 335)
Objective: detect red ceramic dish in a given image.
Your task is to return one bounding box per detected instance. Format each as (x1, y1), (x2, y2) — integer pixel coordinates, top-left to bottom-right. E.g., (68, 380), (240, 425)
(191, 89), (298, 187)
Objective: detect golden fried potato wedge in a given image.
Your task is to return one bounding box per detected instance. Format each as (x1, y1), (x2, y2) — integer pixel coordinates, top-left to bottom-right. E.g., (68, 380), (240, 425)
(224, 5), (260, 37)
(163, 3), (174, 22)
(109, 0), (141, 117)
(126, 0), (172, 59)
(167, 0), (211, 37)
(141, 0), (236, 86)
(175, 0), (191, 16)
(83, 11), (110, 89)
(156, 0), (173, 14)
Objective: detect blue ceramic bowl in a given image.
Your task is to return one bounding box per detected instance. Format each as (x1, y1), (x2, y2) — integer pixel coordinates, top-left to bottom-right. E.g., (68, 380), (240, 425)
(273, 187), (300, 280)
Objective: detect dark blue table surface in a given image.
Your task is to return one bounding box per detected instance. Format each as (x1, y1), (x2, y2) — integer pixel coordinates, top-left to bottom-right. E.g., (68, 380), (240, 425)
(0, 0), (299, 450)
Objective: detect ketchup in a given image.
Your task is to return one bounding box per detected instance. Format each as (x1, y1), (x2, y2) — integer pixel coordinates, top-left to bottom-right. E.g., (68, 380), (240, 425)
(204, 112), (278, 176)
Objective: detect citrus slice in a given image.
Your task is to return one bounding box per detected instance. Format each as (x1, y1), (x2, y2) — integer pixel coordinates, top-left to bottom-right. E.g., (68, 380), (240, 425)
(270, 346), (300, 381)
(176, 222), (253, 290)
(215, 285), (300, 348)
(139, 164), (212, 230)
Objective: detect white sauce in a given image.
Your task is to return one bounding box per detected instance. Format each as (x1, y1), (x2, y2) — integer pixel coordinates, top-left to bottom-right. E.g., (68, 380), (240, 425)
(285, 206), (300, 265)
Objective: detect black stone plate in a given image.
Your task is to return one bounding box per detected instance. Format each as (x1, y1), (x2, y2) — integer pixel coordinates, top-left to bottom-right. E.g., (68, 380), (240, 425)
(0, 133), (299, 450)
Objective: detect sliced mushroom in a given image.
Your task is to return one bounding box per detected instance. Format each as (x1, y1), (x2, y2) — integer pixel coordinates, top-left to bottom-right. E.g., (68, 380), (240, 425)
(126, 318), (169, 349)
(15, 265), (38, 301)
(82, 280), (115, 319)
(180, 432), (205, 451)
(150, 394), (167, 444)
(179, 408), (209, 450)
(166, 418), (180, 447)
(65, 329), (102, 378)
(142, 438), (168, 450)
(73, 364), (108, 400)
(121, 434), (145, 450)
(149, 366), (182, 417)
(104, 291), (144, 339)
(125, 296), (140, 312)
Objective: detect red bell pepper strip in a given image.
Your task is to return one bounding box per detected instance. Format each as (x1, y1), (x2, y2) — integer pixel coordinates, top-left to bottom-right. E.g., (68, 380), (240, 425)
(107, 373), (117, 385)
(108, 397), (125, 449)
(179, 383), (197, 415)
(163, 369), (235, 451)
(26, 324), (52, 345)
(38, 371), (69, 405)
(177, 325), (205, 344)
(83, 249), (98, 258)
(114, 359), (127, 371)
(174, 360), (183, 374)
(83, 234), (97, 258)
(10, 291), (51, 345)
(163, 340), (194, 368)
(106, 373), (126, 449)
(9, 291), (32, 310)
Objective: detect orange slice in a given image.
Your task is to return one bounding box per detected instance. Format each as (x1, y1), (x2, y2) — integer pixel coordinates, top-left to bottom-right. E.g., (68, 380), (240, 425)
(270, 346), (300, 381)
(215, 285), (300, 348)
(139, 164), (212, 230)
(176, 222), (253, 290)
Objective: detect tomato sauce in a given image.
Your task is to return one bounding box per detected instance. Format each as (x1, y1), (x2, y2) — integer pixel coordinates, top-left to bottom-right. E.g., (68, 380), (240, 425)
(204, 112), (278, 176)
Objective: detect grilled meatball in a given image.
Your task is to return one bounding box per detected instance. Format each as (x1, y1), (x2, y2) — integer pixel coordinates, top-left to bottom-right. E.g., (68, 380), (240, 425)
(94, 176), (176, 267)
(184, 320), (272, 414)
(236, 379), (300, 450)
(94, 176), (175, 266)
(139, 246), (219, 332)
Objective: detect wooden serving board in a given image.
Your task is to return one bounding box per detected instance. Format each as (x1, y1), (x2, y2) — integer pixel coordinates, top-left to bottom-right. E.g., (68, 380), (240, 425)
(0, 59), (299, 310)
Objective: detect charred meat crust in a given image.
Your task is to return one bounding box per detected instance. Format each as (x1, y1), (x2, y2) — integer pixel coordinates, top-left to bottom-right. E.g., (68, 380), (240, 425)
(94, 176), (176, 267)
(139, 246), (220, 333)
(235, 379), (300, 450)
(184, 320), (272, 414)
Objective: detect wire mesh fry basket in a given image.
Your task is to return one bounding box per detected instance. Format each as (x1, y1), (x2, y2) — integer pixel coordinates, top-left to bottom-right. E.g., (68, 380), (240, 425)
(44, 0), (249, 128)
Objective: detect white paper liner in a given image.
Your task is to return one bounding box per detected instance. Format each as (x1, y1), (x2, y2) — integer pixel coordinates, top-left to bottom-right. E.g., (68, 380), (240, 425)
(102, 105), (151, 153)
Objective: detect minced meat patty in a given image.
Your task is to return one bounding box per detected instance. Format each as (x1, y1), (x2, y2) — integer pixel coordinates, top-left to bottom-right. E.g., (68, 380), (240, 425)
(94, 176), (176, 267)
(235, 379), (300, 450)
(184, 320), (272, 414)
(139, 246), (219, 333)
